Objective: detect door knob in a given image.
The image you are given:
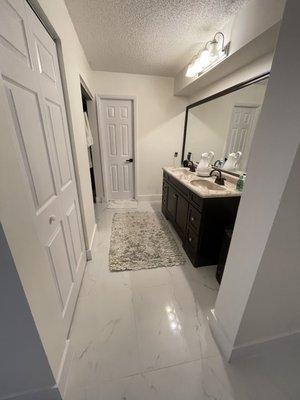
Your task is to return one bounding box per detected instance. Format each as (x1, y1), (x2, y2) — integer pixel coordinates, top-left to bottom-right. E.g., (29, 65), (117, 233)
(49, 215), (56, 224)
(126, 158), (133, 163)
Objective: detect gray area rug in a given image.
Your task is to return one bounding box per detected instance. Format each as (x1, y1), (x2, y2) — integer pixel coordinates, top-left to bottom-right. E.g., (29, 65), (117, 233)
(109, 211), (186, 271)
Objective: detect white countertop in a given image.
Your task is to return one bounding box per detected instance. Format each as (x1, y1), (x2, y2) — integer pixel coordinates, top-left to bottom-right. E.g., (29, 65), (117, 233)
(163, 167), (242, 199)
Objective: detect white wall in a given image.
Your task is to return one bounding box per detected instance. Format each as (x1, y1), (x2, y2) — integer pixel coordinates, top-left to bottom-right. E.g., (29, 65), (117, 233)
(31, 0), (96, 250)
(92, 71), (187, 199)
(236, 144), (300, 345)
(210, 0), (300, 358)
(230, 0), (286, 54)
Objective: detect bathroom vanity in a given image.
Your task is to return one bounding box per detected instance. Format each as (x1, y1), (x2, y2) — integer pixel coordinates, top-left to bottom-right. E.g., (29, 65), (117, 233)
(162, 167), (241, 267)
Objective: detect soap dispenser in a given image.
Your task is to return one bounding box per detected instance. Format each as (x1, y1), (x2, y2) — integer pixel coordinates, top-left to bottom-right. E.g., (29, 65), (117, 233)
(236, 174), (246, 192)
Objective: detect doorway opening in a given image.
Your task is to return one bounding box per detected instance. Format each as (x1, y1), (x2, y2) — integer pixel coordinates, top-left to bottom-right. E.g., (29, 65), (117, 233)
(81, 84), (96, 203)
(97, 97), (137, 202)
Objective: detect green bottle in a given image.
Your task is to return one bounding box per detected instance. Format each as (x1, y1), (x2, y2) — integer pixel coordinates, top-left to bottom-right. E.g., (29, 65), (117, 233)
(236, 174), (246, 192)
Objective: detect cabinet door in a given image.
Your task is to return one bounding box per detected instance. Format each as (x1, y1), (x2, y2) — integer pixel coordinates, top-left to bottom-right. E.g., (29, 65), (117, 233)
(175, 194), (188, 236)
(162, 180), (168, 205)
(187, 204), (202, 233)
(167, 185), (177, 219)
(161, 180), (168, 217)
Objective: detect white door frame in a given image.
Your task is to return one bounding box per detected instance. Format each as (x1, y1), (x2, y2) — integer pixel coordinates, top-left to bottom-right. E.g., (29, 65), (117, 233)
(96, 95), (138, 202)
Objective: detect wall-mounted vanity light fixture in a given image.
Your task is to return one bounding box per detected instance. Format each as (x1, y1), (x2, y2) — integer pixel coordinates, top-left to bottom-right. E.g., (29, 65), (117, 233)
(185, 32), (230, 78)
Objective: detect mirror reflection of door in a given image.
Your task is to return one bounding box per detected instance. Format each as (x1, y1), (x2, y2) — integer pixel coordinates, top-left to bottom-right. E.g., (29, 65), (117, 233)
(225, 105), (258, 171)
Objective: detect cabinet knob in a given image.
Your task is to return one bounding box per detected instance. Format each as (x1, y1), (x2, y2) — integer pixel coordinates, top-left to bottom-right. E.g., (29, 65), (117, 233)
(188, 237), (192, 243)
(191, 217), (195, 222)
(49, 215), (56, 224)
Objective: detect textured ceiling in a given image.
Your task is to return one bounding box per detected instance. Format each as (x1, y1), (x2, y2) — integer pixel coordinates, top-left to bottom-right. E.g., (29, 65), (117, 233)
(65, 0), (249, 77)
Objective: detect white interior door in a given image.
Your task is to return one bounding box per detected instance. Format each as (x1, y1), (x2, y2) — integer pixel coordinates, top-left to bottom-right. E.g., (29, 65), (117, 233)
(0, 0), (85, 335)
(225, 105), (257, 163)
(101, 99), (134, 200)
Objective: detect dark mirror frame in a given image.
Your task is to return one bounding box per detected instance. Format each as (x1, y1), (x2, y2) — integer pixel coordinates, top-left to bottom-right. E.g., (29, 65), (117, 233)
(181, 72), (270, 167)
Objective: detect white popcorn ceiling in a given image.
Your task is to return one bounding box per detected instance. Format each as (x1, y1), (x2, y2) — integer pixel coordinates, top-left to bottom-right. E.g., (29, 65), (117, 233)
(65, 0), (249, 76)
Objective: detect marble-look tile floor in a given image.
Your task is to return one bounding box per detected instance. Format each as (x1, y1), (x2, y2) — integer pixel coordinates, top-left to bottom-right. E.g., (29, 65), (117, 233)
(64, 202), (299, 400)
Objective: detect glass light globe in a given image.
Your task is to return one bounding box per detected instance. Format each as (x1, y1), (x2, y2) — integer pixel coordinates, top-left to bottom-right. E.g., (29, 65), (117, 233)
(185, 60), (198, 77)
(209, 40), (220, 58)
(197, 49), (211, 70)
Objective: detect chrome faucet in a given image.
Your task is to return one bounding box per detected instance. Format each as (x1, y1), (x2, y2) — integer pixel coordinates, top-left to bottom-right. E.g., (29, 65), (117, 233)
(210, 169), (226, 185)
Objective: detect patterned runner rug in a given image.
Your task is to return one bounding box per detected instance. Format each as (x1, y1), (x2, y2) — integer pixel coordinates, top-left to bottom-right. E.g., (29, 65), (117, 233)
(109, 211), (186, 271)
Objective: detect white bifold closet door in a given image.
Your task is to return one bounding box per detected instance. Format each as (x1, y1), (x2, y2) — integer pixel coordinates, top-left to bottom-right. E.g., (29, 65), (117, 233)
(0, 0), (85, 338)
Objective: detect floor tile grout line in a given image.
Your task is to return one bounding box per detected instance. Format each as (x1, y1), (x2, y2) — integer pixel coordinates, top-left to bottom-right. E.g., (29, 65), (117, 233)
(90, 355), (222, 386)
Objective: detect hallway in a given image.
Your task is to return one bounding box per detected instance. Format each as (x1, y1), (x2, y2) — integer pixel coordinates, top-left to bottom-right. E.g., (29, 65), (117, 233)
(64, 203), (298, 400)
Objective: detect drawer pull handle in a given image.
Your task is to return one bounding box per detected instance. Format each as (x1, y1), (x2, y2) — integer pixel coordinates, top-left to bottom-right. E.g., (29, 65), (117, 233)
(188, 237), (192, 243)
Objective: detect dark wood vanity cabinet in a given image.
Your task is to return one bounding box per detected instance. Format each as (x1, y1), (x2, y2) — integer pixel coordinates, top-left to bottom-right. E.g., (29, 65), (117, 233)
(162, 170), (240, 267)
(164, 181), (188, 240)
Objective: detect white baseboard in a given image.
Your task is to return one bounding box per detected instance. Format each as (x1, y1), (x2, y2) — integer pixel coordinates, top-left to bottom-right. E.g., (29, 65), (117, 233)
(136, 194), (162, 201)
(209, 308), (300, 362)
(231, 330), (300, 360)
(1, 386), (61, 400)
(56, 340), (74, 397)
(208, 309), (234, 362)
(94, 202), (106, 214)
(86, 223), (97, 261)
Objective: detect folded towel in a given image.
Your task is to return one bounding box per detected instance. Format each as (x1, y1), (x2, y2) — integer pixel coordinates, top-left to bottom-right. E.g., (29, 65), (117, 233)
(84, 111), (93, 147)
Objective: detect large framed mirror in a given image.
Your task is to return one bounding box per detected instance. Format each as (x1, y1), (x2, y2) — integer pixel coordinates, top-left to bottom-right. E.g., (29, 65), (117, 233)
(181, 72), (269, 176)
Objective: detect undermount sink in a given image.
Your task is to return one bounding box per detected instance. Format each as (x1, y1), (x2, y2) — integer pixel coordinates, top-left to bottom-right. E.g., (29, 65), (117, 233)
(190, 179), (226, 191)
(171, 168), (194, 179)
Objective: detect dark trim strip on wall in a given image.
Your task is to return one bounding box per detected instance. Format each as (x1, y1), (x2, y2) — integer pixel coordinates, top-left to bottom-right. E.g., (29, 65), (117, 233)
(181, 72), (270, 164)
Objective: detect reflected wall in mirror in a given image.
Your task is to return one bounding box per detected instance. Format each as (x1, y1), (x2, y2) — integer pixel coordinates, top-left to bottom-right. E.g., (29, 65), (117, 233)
(182, 74), (269, 174)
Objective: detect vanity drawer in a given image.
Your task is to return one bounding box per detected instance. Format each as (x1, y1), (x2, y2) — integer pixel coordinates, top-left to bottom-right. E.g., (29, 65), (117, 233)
(169, 175), (189, 198)
(185, 226), (199, 255)
(189, 191), (203, 211)
(187, 205), (202, 233)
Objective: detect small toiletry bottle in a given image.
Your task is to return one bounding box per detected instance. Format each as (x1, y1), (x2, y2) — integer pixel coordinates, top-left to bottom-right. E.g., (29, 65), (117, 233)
(173, 152), (178, 168)
(236, 174), (246, 192)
